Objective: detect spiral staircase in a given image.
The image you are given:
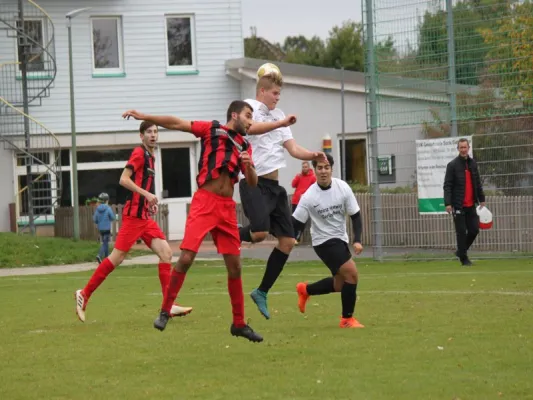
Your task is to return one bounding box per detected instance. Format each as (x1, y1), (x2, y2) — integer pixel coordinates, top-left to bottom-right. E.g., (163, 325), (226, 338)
(0, 0), (60, 235)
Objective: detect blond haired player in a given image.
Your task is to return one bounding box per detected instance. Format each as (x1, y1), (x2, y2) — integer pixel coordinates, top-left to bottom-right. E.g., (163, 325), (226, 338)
(238, 65), (328, 319)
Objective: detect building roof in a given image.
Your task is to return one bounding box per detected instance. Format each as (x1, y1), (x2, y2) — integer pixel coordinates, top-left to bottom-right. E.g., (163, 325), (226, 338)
(225, 57), (477, 102)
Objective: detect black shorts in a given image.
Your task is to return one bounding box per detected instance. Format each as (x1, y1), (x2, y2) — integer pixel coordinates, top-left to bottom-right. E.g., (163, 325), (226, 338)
(313, 238), (352, 276)
(239, 177), (294, 238)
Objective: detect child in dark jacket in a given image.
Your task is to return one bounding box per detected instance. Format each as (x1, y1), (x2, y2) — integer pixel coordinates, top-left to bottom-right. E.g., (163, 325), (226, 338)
(93, 193), (116, 263)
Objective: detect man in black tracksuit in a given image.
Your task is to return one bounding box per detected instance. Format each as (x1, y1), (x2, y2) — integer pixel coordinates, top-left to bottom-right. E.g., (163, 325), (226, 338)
(443, 138), (486, 266)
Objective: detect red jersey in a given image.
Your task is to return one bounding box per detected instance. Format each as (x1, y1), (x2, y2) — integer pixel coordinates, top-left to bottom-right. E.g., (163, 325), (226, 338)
(291, 170), (317, 205)
(191, 120), (254, 187)
(123, 145), (155, 219)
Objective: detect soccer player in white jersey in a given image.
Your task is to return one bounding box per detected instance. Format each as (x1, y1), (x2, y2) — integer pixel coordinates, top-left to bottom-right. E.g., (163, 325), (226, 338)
(292, 153), (365, 328)
(238, 73), (328, 319)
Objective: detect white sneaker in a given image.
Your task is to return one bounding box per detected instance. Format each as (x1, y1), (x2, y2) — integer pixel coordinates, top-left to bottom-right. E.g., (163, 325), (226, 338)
(75, 289), (88, 322)
(170, 304), (193, 317)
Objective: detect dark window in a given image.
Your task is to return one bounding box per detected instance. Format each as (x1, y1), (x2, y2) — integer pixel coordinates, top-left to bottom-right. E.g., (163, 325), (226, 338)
(166, 16), (193, 67)
(78, 169), (129, 205)
(18, 173), (52, 215)
(60, 171), (71, 207)
(57, 149), (70, 166)
(161, 148), (192, 198)
(16, 19), (45, 72)
(77, 148), (133, 163)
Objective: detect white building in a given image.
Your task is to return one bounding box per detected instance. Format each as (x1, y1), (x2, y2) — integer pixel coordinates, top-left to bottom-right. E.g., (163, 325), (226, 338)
(0, 0), (244, 239)
(1, 1), (449, 240)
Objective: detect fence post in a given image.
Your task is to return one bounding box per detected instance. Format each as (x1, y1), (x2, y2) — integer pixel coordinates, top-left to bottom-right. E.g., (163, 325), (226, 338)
(364, 0), (384, 261)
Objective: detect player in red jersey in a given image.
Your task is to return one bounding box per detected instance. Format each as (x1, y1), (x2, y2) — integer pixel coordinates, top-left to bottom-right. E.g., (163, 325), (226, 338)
(122, 100), (263, 342)
(75, 121), (192, 322)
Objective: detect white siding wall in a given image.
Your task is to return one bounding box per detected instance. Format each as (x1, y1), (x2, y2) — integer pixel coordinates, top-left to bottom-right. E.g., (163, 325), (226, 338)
(0, 0), (243, 135)
(0, 150), (14, 231)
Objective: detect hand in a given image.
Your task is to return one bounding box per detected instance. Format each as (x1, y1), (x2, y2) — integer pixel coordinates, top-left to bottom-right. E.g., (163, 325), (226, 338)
(446, 205), (452, 214)
(312, 151), (328, 164)
(149, 204), (159, 215)
(353, 242), (363, 255)
(122, 110), (146, 121)
(144, 192), (158, 206)
(479, 202), (485, 210)
(281, 115), (297, 127)
(240, 151), (253, 168)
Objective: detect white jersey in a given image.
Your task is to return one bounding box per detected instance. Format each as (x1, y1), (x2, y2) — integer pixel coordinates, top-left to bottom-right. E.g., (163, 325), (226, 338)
(244, 99), (293, 176)
(293, 178), (360, 246)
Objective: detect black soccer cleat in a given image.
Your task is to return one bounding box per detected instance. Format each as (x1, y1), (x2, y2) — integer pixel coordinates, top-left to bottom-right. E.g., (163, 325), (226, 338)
(154, 311), (170, 331)
(230, 323), (263, 343)
(461, 257), (473, 267)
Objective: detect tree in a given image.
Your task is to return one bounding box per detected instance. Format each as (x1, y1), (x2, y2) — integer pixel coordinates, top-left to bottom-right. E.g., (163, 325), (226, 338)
(322, 20), (364, 72)
(282, 35), (325, 67)
(244, 27), (285, 61)
(422, 90), (533, 195)
(480, 1), (533, 105)
(415, 0), (510, 85)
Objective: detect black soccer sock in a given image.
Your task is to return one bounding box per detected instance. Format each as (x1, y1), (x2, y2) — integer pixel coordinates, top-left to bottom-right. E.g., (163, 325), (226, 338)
(341, 283), (357, 318)
(239, 225), (252, 243)
(258, 247), (289, 293)
(306, 277), (335, 296)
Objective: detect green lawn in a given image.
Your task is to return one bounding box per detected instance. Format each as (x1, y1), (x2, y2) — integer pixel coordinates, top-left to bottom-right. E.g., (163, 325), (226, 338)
(0, 233), (151, 268)
(0, 259), (532, 399)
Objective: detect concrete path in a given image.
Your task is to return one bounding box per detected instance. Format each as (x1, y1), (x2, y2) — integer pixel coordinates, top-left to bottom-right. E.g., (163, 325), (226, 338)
(0, 239), (459, 277)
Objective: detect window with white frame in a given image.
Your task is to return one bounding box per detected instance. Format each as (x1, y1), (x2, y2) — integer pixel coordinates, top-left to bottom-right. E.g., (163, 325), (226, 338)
(165, 15), (196, 71)
(161, 147), (192, 198)
(16, 19), (47, 73)
(91, 17), (124, 74)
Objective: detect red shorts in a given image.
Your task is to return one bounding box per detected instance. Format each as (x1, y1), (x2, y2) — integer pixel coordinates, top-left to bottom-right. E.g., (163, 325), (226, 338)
(114, 215), (166, 252)
(180, 189), (240, 255)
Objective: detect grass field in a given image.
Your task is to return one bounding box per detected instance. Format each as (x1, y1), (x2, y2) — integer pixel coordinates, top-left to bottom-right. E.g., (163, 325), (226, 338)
(0, 233), (150, 268)
(0, 259), (532, 399)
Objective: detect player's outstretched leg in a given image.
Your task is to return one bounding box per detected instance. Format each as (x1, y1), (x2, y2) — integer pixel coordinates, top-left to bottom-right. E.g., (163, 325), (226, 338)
(224, 254), (263, 342)
(75, 249), (126, 322)
(151, 238), (193, 318)
(154, 250), (194, 331)
(251, 237), (294, 319)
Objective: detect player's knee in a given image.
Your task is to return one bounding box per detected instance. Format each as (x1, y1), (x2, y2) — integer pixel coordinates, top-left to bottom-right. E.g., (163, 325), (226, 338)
(339, 262), (358, 284)
(251, 231), (268, 243)
(278, 237), (295, 254)
(224, 256), (241, 278)
(177, 251), (196, 270)
(108, 249), (126, 266)
(160, 246), (173, 263)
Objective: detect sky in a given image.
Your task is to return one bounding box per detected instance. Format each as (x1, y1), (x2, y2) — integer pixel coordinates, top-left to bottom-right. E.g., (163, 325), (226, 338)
(241, 0), (363, 45)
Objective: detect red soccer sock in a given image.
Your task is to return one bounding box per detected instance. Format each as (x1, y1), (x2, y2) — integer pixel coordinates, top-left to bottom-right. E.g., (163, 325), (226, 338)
(161, 269), (186, 313)
(228, 277), (245, 328)
(158, 262), (171, 295)
(83, 258), (115, 299)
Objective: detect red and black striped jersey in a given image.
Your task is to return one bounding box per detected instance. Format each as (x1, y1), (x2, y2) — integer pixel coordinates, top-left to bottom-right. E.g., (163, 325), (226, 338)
(123, 145), (155, 219)
(191, 120), (254, 187)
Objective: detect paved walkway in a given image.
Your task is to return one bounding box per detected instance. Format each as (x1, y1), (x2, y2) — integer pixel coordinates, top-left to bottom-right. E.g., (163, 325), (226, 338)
(0, 239), (458, 277)
(0, 241), (321, 277)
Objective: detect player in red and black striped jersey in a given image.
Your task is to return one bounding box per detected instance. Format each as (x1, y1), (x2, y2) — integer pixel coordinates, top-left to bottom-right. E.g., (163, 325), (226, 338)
(122, 100), (263, 342)
(75, 121), (192, 323)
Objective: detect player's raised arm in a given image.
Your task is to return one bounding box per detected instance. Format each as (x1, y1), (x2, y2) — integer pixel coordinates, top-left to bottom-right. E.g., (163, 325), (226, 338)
(247, 114), (297, 135)
(122, 110), (192, 133)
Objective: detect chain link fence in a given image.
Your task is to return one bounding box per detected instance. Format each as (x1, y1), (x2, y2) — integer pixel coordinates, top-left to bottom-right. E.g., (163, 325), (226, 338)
(362, 0), (533, 260)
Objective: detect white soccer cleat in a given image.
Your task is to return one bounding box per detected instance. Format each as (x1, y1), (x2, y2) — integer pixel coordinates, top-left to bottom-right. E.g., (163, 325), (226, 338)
(75, 289), (87, 322)
(170, 304), (193, 317)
